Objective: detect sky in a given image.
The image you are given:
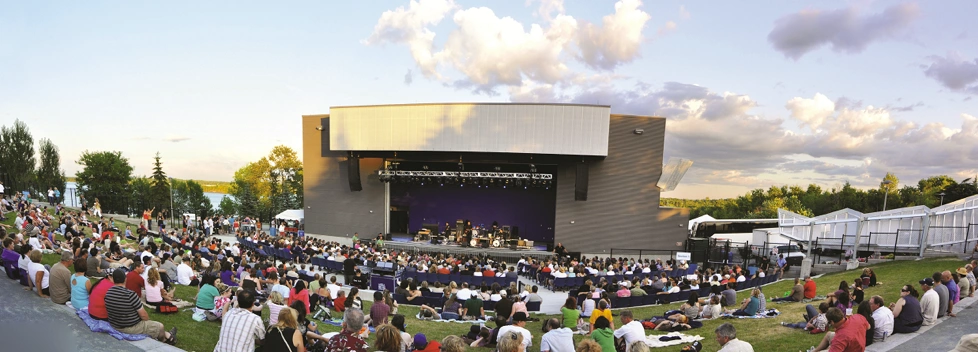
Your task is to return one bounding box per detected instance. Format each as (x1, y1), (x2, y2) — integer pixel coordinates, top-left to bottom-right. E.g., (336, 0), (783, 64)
(2, 0), (977, 199)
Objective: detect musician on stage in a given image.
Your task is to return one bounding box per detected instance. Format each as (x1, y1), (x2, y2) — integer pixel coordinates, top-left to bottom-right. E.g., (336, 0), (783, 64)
(554, 243), (567, 257)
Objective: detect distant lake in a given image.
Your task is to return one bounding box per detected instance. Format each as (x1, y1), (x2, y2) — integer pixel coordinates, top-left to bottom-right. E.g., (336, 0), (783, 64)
(64, 181), (229, 209)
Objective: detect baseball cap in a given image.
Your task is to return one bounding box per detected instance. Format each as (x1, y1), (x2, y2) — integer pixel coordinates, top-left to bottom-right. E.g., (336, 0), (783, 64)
(919, 277), (934, 286)
(512, 312), (529, 322)
(413, 333), (428, 348)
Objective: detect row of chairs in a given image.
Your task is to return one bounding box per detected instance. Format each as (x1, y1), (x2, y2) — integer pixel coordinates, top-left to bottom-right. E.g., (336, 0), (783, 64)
(527, 264), (701, 292)
(234, 238), (297, 262)
(392, 292), (541, 312)
(399, 270), (519, 287)
(603, 273), (782, 308)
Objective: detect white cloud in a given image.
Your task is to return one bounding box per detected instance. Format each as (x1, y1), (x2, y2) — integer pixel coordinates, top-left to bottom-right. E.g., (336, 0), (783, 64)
(163, 136), (191, 143)
(923, 52), (978, 95)
(514, 82), (978, 193)
(576, 0), (651, 70)
(367, 0), (654, 93)
(364, 0), (457, 79)
(767, 3), (919, 60)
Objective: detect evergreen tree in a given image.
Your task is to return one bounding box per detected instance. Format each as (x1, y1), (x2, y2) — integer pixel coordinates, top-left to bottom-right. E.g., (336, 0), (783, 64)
(149, 152), (171, 216)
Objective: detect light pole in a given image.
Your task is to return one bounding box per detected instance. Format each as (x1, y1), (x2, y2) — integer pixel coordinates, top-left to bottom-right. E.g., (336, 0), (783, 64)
(882, 179), (893, 211)
(168, 177), (174, 231)
(939, 192), (946, 206)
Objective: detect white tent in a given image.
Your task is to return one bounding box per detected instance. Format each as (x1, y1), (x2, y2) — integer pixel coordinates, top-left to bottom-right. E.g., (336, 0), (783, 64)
(275, 209), (304, 221)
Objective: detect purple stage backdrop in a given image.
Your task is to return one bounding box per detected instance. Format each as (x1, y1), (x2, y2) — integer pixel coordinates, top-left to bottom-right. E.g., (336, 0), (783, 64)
(390, 183), (557, 242)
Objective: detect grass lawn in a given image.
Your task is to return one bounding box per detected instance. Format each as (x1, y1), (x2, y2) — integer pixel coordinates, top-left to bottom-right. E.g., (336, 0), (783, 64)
(7, 209), (970, 351)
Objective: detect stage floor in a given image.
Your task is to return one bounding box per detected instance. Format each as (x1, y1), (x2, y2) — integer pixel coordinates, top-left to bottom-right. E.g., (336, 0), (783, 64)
(385, 234), (554, 261)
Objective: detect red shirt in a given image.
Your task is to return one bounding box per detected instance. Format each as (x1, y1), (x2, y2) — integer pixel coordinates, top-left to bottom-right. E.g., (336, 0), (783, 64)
(437, 267), (451, 275)
(804, 280), (817, 299)
(334, 296), (347, 312)
(828, 314), (869, 352)
(125, 271), (145, 298)
(483, 270), (495, 277)
(414, 340), (441, 352)
(288, 288), (310, 314)
(326, 330), (368, 352)
(88, 279), (114, 319)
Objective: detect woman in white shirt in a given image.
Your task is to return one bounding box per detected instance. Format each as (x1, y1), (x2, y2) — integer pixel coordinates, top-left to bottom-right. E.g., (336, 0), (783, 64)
(27, 250), (50, 297)
(267, 291), (287, 326)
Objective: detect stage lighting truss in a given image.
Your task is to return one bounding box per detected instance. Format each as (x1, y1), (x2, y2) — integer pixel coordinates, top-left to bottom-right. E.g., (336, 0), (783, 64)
(377, 170), (553, 183)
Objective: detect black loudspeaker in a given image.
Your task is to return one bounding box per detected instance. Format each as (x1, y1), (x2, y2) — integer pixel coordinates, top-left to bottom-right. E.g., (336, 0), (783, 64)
(511, 226), (519, 238)
(348, 156), (362, 191)
(575, 163), (589, 201)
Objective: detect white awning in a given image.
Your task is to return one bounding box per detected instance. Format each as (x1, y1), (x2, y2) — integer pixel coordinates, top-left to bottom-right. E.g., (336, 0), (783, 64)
(274, 209), (304, 221)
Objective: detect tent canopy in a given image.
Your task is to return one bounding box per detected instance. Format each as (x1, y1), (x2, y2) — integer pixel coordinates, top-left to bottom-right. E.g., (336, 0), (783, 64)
(275, 209), (304, 221)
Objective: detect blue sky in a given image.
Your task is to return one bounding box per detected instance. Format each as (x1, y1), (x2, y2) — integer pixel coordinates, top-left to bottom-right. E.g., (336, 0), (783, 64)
(2, 1), (977, 198)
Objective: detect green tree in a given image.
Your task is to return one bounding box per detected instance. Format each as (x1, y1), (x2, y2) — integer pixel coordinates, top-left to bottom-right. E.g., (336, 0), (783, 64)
(75, 151), (134, 214)
(0, 119), (36, 191)
(129, 177), (153, 216)
(36, 138), (66, 200)
(218, 195), (238, 215)
(149, 152), (171, 216)
(172, 179), (212, 217)
(229, 145), (303, 221)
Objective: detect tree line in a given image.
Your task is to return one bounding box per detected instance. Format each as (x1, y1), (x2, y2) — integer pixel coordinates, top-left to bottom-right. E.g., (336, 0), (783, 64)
(0, 119), (66, 199)
(661, 172), (978, 219)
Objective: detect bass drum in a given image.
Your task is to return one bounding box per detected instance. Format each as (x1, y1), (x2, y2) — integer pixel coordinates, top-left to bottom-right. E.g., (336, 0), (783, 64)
(492, 239), (501, 247)
(471, 239), (478, 247)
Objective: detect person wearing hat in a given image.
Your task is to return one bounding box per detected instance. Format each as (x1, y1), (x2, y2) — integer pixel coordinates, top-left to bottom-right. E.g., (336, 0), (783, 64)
(918, 277), (939, 326)
(412, 333), (441, 352)
(958, 267), (972, 299)
(497, 312), (533, 349)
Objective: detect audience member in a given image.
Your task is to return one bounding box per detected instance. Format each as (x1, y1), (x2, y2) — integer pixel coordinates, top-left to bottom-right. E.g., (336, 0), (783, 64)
(214, 289), (265, 352)
(326, 309), (368, 352)
(497, 312), (532, 349)
(69, 257), (92, 310)
(375, 324), (403, 352)
(412, 333), (441, 352)
(614, 310), (645, 352)
(370, 291), (391, 326)
(104, 269), (177, 344)
(715, 323), (753, 352)
(496, 331), (524, 352)
(26, 249), (50, 298)
(263, 307), (303, 352)
(440, 335), (466, 352)
(804, 276), (817, 299)
(591, 316), (616, 352)
(49, 251), (74, 305)
(918, 277), (939, 326)
(540, 317), (574, 352)
(869, 296), (893, 342)
(890, 284), (922, 333)
(811, 307), (869, 352)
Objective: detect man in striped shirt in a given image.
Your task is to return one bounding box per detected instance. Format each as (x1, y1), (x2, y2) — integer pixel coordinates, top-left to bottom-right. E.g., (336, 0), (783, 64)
(104, 269), (177, 344)
(214, 289), (266, 352)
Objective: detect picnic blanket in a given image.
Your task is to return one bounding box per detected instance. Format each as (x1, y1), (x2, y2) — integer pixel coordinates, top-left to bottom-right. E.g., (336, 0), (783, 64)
(721, 309), (780, 319)
(321, 318), (377, 333)
(644, 332), (703, 348)
(76, 309), (148, 341)
(414, 313), (490, 324)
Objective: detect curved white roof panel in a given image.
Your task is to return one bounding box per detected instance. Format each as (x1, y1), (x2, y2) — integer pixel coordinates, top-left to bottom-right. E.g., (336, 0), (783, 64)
(328, 103), (611, 156)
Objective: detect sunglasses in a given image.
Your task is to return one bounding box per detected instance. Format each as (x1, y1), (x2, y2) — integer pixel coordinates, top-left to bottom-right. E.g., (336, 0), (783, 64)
(901, 288), (909, 292)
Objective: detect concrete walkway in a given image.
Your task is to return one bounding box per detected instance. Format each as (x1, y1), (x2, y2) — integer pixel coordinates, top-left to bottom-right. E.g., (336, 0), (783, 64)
(0, 270), (178, 352)
(869, 294), (978, 351)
